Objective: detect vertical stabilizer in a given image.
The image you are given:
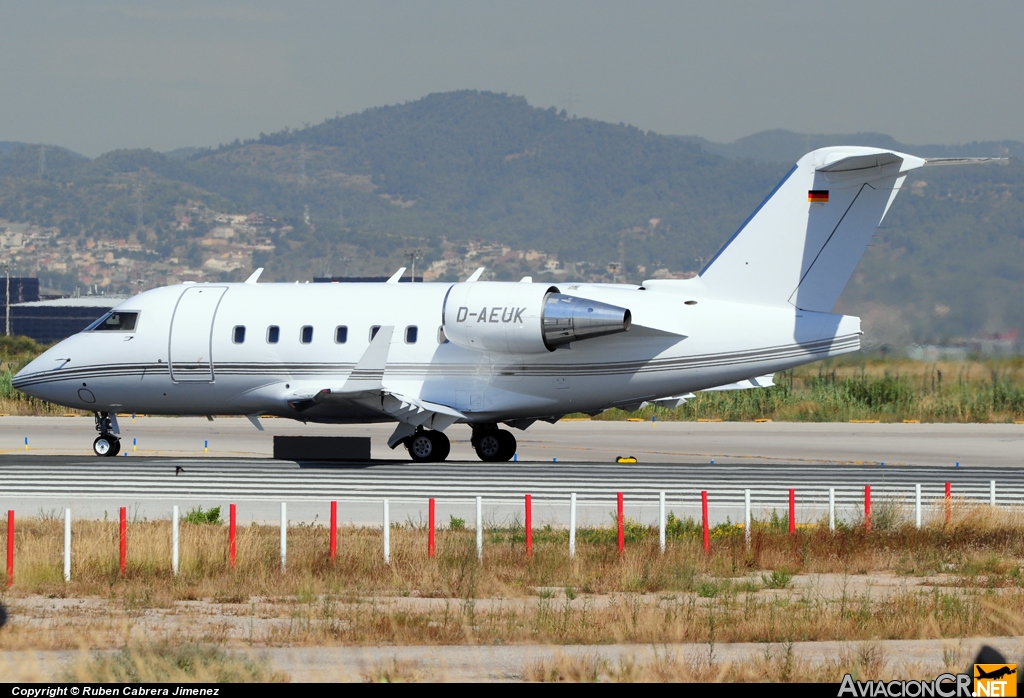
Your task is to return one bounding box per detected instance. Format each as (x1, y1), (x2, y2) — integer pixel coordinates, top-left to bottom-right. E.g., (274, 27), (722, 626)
(699, 147), (926, 312)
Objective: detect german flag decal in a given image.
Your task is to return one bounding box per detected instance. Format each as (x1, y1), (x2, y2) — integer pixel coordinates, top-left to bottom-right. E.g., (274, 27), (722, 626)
(808, 190), (829, 203)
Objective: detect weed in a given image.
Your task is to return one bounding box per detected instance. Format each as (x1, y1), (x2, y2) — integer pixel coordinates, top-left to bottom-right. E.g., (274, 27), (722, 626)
(182, 507), (222, 526)
(762, 570), (794, 589)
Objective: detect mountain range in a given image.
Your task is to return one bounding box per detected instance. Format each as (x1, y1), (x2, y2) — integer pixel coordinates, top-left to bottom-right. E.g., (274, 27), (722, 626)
(0, 90), (1021, 348)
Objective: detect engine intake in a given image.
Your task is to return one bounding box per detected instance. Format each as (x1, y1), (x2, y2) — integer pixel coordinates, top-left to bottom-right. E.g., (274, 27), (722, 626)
(442, 282), (630, 354)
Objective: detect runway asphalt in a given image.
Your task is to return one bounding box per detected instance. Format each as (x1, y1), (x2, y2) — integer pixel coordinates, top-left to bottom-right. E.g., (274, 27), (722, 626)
(1, 416), (1021, 524)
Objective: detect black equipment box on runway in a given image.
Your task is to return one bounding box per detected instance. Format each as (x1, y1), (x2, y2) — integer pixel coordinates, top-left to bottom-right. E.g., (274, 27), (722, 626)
(273, 436), (371, 461)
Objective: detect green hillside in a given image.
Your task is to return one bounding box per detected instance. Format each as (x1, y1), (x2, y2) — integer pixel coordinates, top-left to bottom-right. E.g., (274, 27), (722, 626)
(0, 91), (1021, 346)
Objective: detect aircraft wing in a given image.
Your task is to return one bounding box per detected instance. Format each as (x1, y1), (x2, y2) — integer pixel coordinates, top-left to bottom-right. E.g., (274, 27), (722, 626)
(641, 374), (774, 411)
(285, 324), (466, 432)
(701, 373), (775, 392)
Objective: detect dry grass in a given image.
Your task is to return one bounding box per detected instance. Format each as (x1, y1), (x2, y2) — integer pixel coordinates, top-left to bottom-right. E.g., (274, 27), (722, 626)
(3, 502), (1024, 656)
(524, 643), (944, 682)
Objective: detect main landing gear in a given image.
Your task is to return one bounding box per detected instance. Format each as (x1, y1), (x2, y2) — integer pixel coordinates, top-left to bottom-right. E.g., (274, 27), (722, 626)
(93, 412), (121, 457)
(405, 428), (451, 463)
(472, 425), (516, 462)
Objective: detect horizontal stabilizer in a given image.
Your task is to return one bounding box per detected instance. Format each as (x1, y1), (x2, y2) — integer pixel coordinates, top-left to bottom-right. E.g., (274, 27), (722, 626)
(924, 157), (1007, 166)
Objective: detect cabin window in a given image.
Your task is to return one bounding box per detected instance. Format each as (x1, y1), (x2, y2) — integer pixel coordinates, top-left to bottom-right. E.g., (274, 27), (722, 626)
(300, 326), (314, 344)
(405, 326), (418, 344)
(267, 326), (280, 343)
(86, 311), (139, 332)
(369, 325), (380, 341)
(232, 326), (246, 344)
(437, 326), (449, 344)
(335, 326), (348, 344)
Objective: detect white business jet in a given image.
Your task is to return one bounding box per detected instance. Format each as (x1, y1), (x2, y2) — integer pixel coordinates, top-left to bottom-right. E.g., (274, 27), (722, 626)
(13, 147), (995, 461)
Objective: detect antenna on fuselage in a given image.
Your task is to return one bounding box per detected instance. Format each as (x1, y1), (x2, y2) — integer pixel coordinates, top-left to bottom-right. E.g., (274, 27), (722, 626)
(244, 268), (264, 284)
(465, 267), (485, 282)
(386, 267), (406, 283)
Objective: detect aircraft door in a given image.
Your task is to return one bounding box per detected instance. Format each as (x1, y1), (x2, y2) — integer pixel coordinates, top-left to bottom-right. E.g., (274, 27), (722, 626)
(169, 286), (228, 382)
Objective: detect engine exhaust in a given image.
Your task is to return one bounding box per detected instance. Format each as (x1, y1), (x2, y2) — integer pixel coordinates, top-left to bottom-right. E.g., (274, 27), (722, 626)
(542, 293), (631, 350)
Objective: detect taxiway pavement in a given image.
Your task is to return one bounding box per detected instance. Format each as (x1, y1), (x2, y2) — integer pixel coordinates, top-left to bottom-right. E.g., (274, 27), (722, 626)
(1, 417), (1021, 524)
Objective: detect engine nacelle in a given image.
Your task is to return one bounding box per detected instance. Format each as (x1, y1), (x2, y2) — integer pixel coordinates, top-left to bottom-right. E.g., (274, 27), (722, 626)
(442, 282), (631, 354)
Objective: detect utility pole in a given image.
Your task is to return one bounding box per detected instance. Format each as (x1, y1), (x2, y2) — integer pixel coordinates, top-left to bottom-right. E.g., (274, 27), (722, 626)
(5, 263), (10, 337)
(405, 249), (423, 282)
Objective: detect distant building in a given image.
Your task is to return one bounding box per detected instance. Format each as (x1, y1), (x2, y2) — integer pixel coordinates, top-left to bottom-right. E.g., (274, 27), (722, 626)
(10, 296), (125, 344)
(313, 276), (421, 283)
(0, 277), (39, 305)
(907, 331), (1021, 361)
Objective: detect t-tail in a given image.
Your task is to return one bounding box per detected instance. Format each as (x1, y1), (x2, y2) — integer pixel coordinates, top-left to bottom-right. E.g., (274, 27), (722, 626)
(698, 147), (1000, 312)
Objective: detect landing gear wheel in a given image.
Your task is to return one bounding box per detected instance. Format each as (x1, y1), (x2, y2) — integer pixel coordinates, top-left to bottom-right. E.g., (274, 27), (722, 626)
(496, 430), (516, 461)
(474, 429), (516, 462)
(93, 435), (120, 457)
(406, 430), (451, 463)
(431, 431), (451, 462)
(406, 432), (435, 462)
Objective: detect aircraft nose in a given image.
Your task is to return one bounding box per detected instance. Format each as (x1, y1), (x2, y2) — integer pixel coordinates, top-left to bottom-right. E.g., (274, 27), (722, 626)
(11, 346), (71, 397)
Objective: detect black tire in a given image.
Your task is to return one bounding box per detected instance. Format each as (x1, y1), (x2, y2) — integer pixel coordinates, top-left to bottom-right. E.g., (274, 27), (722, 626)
(406, 432), (436, 462)
(93, 435), (120, 457)
(474, 432), (503, 462)
(475, 430), (515, 462)
(497, 430), (516, 461)
(430, 431), (451, 462)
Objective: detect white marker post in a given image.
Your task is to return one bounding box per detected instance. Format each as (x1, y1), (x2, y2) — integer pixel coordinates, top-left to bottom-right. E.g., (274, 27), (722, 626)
(172, 505), (179, 576)
(383, 499), (391, 565)
(279, 502), (287, 572)
(658, 491), (666, 554)
(475, 496), (483, 562)
(63, 508), (71, 582)
(990, 480), (996, 507)
(828, 488), (835, 532)
(569, 493), (577, 559)
(915, 484), (922, 529)
(744, 489), (752, 543)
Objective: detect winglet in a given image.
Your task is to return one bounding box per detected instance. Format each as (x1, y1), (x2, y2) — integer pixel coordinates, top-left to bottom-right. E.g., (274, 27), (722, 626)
(386, 268), (406, 283)
(466, 267), (485, 282)
(342, 326), (394, 391)
(245, 268), (264, 284)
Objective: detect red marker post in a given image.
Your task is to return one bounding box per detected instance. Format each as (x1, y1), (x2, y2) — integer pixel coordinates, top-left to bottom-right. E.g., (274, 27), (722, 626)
(865, 485), (871, 531)
(428, 498), (436, 558)
(229, 504), (237, 569)
(617, 492), (624, 553)
(119, 507), (127, 576)
(525, 494), (533, 557)
(701, 490), (710, 553)
(945, 482), (952, 523)
(788, 489), (796, 535)
(329, 500), (337, 562)
(6, 510), (13, 587)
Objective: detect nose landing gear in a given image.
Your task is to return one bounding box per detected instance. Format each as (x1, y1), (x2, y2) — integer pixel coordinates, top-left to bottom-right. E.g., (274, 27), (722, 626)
(93, 412), (121, 457)
(472, 425), (516, 462)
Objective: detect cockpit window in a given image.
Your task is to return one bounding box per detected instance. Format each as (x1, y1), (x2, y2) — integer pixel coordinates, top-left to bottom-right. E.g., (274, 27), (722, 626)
(85, 311), (139, 332)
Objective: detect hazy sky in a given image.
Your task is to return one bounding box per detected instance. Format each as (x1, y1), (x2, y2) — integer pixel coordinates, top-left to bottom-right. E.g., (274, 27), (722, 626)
(2, 1), (1022, 157)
